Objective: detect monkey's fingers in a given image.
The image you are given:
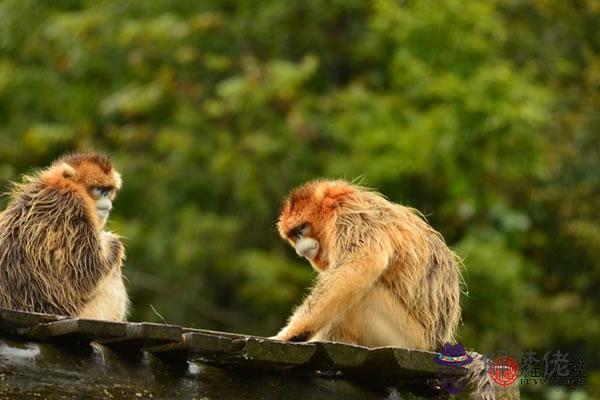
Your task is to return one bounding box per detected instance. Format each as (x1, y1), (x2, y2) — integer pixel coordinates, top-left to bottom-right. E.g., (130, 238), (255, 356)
(270, 330), (311, 342)
(288, 332), (311, 342)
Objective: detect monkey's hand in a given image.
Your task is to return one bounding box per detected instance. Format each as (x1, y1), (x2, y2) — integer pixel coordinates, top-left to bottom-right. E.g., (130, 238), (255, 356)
(271, 326), (312, 342)
(100, 231), (125, 268)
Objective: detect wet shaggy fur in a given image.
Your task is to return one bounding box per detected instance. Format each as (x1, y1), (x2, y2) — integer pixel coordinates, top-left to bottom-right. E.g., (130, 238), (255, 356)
(276, 179), (516, 399)
(276, 179), (461, 350)
(0, 153), (125, 317)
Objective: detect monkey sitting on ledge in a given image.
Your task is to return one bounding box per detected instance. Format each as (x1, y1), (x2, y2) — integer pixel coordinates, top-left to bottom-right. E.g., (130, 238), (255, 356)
(274, 179), (460, 348)
(0, 152), (128, 321)
(274, 179), (505, 399)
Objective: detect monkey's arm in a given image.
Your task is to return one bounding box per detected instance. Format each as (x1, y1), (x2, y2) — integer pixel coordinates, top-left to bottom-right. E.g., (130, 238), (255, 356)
(100, 231), (125, 268)
(275, 250), (388, 341)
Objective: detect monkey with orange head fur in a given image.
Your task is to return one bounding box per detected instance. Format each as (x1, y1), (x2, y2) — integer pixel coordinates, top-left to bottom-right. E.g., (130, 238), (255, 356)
(275, 179), (461, 349)
(275, 179), (508, 399)
(0, 152), (128, 320)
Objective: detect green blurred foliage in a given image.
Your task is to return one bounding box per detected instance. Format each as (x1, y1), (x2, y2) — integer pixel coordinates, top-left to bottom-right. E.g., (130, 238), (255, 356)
(0, 0), (598, 397)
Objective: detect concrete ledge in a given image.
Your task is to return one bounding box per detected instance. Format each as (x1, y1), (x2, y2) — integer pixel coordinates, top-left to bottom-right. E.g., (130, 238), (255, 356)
(0, 308), (463, 399)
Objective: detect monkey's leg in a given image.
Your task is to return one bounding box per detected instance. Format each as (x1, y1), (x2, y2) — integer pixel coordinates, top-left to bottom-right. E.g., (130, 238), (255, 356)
(310, 287), (430, 349)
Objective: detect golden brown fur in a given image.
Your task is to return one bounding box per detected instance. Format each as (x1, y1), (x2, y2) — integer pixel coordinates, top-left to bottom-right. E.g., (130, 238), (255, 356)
(0, 152), (128, 320)
(275, 179), (516, 399)
(275, 179), (460, 350)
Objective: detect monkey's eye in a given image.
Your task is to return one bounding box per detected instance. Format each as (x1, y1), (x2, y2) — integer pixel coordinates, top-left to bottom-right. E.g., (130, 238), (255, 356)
(298, 223), (311, 236)
(90, 186), (112, 199)
(290, 223), (309, 241)
(90, 187), (102, 199)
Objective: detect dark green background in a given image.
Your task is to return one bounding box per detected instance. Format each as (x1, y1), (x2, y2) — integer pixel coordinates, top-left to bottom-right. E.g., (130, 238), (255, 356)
(0, 1), (598, 398)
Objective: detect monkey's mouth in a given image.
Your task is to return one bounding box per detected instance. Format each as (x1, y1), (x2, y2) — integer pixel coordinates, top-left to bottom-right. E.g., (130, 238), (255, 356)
(295, 237), (320, 260)
(97, 207), (111, 220)
(298, 244), (319, 260)
(303, 247), (319, 260)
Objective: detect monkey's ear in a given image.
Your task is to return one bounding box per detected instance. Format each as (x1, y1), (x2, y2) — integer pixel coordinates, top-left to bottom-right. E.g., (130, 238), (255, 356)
(112, 171), (123, 190)
(60, 163), (76, 179)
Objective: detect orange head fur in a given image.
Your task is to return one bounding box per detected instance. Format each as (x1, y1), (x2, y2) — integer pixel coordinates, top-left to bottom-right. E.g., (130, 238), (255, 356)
(277, 180), (354, 271)
(39, 152), (122, 229)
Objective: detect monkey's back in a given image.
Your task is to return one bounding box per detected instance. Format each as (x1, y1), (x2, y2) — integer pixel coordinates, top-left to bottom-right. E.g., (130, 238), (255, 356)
(385, 202), (461, 350)
(337, 191), (461, 351)
(0, 181), (109, 316)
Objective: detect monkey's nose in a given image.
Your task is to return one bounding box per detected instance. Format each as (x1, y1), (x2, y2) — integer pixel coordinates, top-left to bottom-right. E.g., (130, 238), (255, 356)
(297, 245), (317, 257)
(295, 238), (319, 259)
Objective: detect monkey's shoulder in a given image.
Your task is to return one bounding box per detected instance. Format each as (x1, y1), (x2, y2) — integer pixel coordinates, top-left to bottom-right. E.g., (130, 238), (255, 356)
(19, 182), (88, 214)
(0, 183), (100, 251)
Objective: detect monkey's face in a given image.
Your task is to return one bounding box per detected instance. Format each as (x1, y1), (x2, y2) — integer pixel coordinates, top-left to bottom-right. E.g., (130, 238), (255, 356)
(45, 153), (122, 230)
(289, 223), (320, 260)
(285, 221), (328, 271)
(89, 185), (117, 228)
(278, 180), (355, 272)
(77, 161), (120, 229)
(278, 192), (325, 270)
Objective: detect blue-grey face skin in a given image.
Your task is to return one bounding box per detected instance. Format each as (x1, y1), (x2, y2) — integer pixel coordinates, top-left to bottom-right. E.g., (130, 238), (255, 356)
(89, 186), (114, 228)
(293, 225), (320, 260)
